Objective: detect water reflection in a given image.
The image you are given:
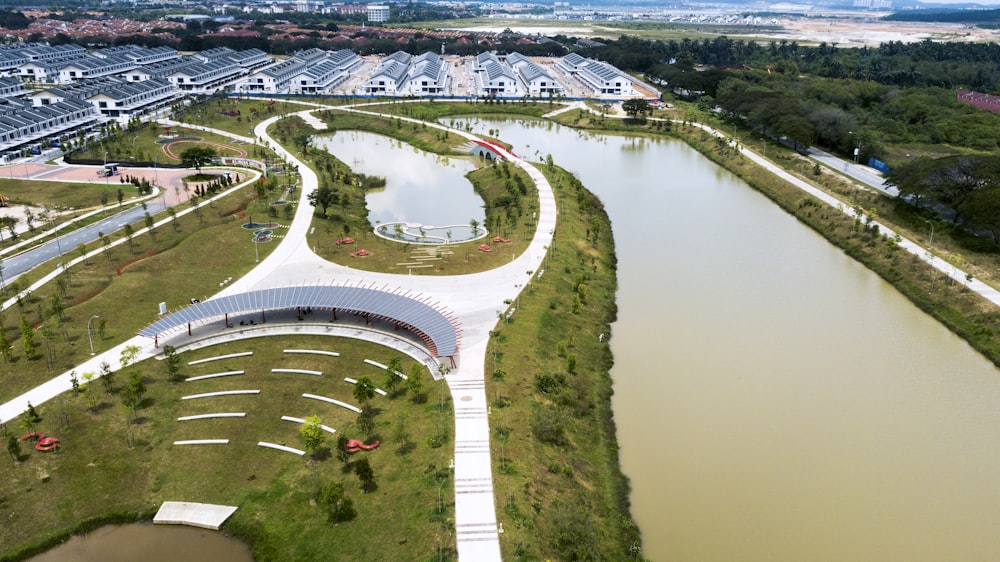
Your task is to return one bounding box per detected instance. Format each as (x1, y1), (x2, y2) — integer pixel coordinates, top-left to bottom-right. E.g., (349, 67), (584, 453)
(313, 131), (485, 229)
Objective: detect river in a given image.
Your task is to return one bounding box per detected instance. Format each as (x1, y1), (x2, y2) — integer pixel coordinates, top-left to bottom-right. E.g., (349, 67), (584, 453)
(455, 118), (1000, 561)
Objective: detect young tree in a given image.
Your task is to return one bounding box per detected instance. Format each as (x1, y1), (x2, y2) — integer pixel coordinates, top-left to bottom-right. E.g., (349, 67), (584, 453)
(21, 402), (41, 433)
(352, 376), (376, 405)
(123, 223), (134, 255)
(7, 434), (20, 463)
(100, 360), (114, 394)
(70, 370), (80, 395)
(383, 356), (403, 396)
(354, 457), (377, 493)
(19, 315), (34, 359)
(320, 481), (357, 524)
(162, 345), (182, 382)
(336, 434), (350, 464)
(300, 415), (326, 459)
(407, 363), (425, 402)
(116, 187), (124, 207)
(0, 327), (12, 364)
(144, 211), (155, 242)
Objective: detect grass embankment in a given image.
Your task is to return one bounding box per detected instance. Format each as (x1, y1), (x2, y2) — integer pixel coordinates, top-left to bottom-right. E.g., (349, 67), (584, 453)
(0, 335), (452, 561)
(484, 162), (641, 560)
(551, 106), (1000, 366)
(357, 99), (554, 121)
(0, 187), (278, 405)
(273, 113), (541, 275)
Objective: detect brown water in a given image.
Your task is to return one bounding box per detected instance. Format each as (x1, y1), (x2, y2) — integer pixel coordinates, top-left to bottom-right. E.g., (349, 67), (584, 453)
(458, 118), (1000, 561)
(28, 524), (253, 562)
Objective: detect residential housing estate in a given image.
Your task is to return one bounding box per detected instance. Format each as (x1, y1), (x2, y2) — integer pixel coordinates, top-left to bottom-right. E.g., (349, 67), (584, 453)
(0, 42), (650, 161)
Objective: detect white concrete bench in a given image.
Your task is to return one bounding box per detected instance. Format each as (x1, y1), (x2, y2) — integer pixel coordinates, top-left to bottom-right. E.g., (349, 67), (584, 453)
(364, 358), (408, 379)
(271, 368), (322, 376)
(257, 441), (304, 455)
(173, 439), (230, 445)
(177, 413), (246, 421)
(284, 349), (340, 357)
(280, 415), (336, 434)
(185, 371), (244, 382)
(181, 390), (260, 400)
(188, 352), (253, 366)
(342, 377), (387, 396)
(302, 393), (361, 413)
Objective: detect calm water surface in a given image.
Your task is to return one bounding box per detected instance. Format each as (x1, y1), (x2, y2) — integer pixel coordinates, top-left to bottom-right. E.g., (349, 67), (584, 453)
(28, 524), (252, 562)
(457, 118), (1000, 561)
(315, 130), (484, 228)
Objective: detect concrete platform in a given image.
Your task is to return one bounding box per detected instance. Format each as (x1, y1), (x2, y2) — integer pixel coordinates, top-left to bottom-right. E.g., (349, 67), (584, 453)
(153, 501), (238, 530)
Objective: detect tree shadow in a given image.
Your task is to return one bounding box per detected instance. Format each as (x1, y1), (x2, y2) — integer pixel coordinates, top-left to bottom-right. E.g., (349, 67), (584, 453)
(395, 441), (416, 456)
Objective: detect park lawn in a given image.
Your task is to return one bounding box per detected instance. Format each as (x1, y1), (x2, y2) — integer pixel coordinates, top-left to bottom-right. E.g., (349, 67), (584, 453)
(0, 178), (119, 214)
(73, 124), (252, 166)
(0, 186), (280, 405)
(0, 335), (454, 561)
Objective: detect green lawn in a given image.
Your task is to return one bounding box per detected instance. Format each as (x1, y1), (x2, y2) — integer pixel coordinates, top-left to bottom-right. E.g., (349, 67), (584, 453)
(0, 335), (453, 561)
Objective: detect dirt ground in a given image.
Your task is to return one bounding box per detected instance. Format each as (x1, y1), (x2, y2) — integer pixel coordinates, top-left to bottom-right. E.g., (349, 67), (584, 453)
(763, 16), (1000, 47)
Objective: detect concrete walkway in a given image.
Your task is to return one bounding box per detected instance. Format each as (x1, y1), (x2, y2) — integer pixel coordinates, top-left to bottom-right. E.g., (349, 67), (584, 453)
(0, 100), (554, 561)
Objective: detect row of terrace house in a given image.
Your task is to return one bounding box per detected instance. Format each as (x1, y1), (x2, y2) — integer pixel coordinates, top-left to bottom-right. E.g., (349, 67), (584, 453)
(505, 52), (563, 97)
(240, 48), (362, 94)
(360, 51), (452, 96)
(474, 52), (518, 97)
(362, 50), (412, 95)
(557, 52), (637, 96)
(0, 96), (98, 157)
(32, 77), (180, 121)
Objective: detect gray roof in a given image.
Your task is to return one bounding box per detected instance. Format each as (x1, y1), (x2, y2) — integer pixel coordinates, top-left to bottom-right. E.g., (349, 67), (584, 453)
(138, 285), (461, 357)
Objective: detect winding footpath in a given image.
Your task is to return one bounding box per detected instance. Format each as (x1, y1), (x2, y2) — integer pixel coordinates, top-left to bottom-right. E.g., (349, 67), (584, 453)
(4, 98), (998, 561)
(0, 100), (553, 561)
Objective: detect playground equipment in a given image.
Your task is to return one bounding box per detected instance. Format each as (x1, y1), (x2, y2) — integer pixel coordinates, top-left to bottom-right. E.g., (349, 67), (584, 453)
(344, 439), (380, 453)
(20, 432), (60, 451)
(350, 249), (369, 257)
(0, 194), (9, 207)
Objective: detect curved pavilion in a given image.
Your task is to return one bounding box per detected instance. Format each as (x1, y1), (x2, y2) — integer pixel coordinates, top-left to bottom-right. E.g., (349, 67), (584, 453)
(138, 284), (461, 358)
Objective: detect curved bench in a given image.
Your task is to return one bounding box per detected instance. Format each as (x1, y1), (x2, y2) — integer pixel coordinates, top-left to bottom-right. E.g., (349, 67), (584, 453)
(271, 368), (322, 377)
(173, 439), (230, 445)
(302, 393), (361, 413)
(177, 413), (246, 421)
(186, 371), (245, 382)
(188, 352), (253, 366)
(284, 349), (340, 357)
(181, 390), (260, 400)
(257, 441), (304, 455)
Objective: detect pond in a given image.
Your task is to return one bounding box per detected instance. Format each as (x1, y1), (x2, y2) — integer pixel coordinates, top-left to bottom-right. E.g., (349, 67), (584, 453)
(314, 130), (486, 243)
(28, 524), (252, 562)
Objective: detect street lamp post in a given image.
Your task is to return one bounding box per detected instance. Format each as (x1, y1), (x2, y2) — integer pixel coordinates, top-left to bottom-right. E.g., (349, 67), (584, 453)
(254, 234), (259, 263)
(924, 220), (935, 247)
(87, 314), (100, 355)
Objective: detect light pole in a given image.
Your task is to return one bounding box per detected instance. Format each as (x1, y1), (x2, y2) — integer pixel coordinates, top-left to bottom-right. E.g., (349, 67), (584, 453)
(0, 260), (5, 294)
(253, 233), (259, 263)
(924, 220), (935, 247)
(87, 314), (100, 355)
(103, 151), (109, 185)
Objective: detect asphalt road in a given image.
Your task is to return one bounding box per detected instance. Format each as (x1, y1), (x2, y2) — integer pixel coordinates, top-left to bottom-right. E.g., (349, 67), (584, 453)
(1, 202), (165, 281)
